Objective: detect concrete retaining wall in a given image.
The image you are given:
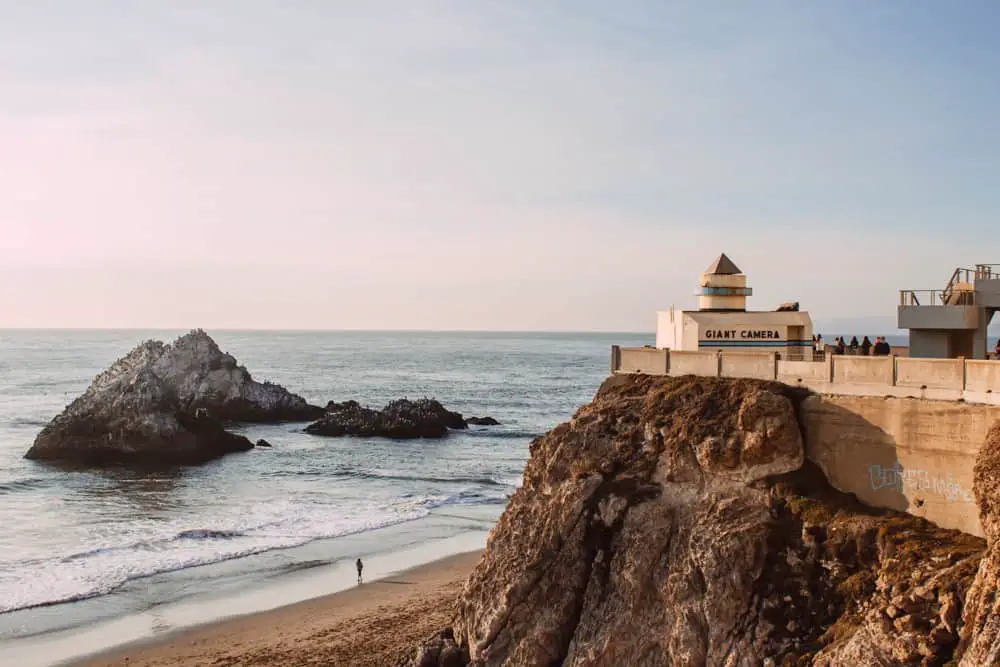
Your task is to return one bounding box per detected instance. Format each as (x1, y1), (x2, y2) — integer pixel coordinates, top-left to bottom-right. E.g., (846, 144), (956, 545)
(777, 359), (831, 384)
(720, 353), (776, 380)
(966, 360), (1000, 393)
(895, 357), (965, 390)
(802, 394), (1000, 537)
(610, 347), (1000, 405)
(832, 356), (894, 386)
(614, 347), (668, 375)
(669, 350), (719, 376)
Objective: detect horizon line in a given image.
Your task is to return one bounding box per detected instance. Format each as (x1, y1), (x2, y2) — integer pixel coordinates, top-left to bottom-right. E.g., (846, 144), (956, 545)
(0, 327), (653, 335)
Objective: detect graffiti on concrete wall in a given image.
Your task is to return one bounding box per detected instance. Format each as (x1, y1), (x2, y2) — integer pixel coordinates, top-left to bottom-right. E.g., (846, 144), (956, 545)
(868, 463), (975, 503)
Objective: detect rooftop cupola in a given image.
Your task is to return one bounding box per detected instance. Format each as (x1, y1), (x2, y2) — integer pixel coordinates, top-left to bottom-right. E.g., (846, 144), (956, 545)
(696, 253), (752, 312)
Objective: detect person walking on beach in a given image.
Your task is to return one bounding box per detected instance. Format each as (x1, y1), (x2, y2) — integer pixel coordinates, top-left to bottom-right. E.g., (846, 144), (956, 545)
(356, 558), (364, 584)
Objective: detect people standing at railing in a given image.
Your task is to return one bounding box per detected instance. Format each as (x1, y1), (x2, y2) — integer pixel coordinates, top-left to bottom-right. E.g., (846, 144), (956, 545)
(872, 336), (892, 356)
(814, 334), (824, 354)
(835, 337), (846, 355)
(995, 339), (1000, 359)
(848, 336), (859, 354)
(861, 336), (872, 356)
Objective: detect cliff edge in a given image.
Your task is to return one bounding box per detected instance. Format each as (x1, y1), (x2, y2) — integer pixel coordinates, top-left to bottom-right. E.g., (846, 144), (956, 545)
(406, 374), (992, 666)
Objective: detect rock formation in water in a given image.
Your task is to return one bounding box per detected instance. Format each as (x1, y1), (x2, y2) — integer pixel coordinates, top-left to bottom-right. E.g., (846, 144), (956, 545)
(25, 329), (322, 465)
(465, 416), (501, 426)
(404, 374), (996, 666)
(306, 398), (472, 439)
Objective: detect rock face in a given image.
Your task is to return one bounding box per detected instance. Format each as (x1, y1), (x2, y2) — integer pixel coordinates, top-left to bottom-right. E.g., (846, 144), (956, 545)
(25, 330), (322, 465)
(957, 421), (1000, 665)
(305, 398), (469, 439)
(404, 374), (992, 666)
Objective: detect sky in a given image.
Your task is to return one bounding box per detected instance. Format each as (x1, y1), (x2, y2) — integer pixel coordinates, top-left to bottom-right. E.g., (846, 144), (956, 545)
(1, 1), (998, 331)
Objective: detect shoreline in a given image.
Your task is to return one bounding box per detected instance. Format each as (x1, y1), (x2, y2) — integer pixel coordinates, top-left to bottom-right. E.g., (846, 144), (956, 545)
(0, 507), (498, 667)
(71, 549), (481, 667)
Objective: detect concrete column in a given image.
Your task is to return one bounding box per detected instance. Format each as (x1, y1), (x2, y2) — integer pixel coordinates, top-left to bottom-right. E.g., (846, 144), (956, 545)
(770, 352), (778, 380)
(610, 345), (620, 374)
(973, 317), (989, 360)
(664, 349), (671, 375)
(716, 351), (723, 378)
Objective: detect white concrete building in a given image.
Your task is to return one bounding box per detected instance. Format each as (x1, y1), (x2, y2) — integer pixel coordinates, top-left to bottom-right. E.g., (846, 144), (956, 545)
(655, 254), (814, 359)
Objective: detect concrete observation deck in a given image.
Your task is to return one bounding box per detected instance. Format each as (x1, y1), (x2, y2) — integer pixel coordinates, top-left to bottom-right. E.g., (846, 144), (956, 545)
(899, 263), (1000, 359)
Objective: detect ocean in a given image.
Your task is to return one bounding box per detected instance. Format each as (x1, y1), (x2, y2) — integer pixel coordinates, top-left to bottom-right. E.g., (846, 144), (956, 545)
(0, 330), (647, 664)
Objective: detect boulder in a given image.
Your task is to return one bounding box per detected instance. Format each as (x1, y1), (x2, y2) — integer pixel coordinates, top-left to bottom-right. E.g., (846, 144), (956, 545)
(305, 398), (468, 439)
(25, 329), (322, 466)
(255, 439), (273, 448)
(402, 374), (989, 666)
(465, 416), (500, 426)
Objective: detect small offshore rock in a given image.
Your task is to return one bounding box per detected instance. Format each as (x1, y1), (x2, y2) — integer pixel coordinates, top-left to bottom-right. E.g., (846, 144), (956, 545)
(465, 416), (500, 426)
(255, 439), (273, 448)
(306, 398), (469, 439)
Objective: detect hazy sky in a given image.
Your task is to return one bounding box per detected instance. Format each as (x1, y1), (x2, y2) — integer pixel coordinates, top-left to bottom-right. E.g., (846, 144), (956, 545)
(2, 2), (998, 331)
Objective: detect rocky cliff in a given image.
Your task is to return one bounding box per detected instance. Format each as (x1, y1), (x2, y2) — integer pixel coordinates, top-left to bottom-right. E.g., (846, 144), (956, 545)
(406, 374), (997, 666)
(25, 330), (322, 465)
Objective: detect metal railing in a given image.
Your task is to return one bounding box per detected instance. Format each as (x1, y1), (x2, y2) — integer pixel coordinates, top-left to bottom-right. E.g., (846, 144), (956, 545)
(975, 264), (1000, 279)
(900, 289), (976, 306)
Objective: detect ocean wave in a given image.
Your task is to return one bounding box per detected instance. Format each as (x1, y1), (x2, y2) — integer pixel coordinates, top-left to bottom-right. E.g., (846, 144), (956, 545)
(266, 467), (519, 489)
(0, 506), (430, 615)
(7, 417), (50, 428)
(419, 489), (508, 509)
(175, 529), (245, 540)
(463, 429), (540, 439)
(352, 471), (513, 487)
(0, 477), (53, 495)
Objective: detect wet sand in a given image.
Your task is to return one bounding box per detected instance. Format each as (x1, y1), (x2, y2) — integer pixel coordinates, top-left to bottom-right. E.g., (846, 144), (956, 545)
(72, 550), (480, 667)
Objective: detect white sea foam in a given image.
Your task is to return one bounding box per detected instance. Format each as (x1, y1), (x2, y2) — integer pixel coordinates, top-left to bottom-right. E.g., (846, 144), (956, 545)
(0, 498), (432, 614)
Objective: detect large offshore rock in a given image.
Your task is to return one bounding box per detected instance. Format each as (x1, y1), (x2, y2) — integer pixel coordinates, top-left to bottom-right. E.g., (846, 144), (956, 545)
(404, 375), (990, 666)
(305, 398), (468, 439)
(25, 329), (322, 465)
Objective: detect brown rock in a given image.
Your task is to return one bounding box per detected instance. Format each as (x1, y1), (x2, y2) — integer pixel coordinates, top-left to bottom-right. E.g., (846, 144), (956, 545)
(957, 420), (1000, 665)
(401, 376), (990, 666)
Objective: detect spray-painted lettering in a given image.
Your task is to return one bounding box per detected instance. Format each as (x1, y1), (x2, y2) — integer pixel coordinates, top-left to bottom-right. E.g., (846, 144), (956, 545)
(867, 464), (974, 503)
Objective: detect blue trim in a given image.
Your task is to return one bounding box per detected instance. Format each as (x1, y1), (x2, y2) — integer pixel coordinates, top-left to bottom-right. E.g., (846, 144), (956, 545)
(696, 287), (753, 296)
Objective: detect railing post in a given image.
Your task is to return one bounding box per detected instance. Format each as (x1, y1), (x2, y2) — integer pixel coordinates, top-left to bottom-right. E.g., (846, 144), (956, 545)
(770, 352), (778, 380)
(891, 354), (898, 386)
(716, 351), (723, 378)
(664, 349), (671, 376)
(610, 345), (620, 374)
(826, 353), (834, 383)
(960, 356), (967, 391)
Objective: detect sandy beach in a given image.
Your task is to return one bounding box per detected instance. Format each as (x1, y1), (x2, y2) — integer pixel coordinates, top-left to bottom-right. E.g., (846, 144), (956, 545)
(71, 550), (480, 667)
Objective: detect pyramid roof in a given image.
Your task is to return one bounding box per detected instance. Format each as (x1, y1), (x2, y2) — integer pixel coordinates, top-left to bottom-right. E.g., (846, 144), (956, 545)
(704, 253), (742, 275)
